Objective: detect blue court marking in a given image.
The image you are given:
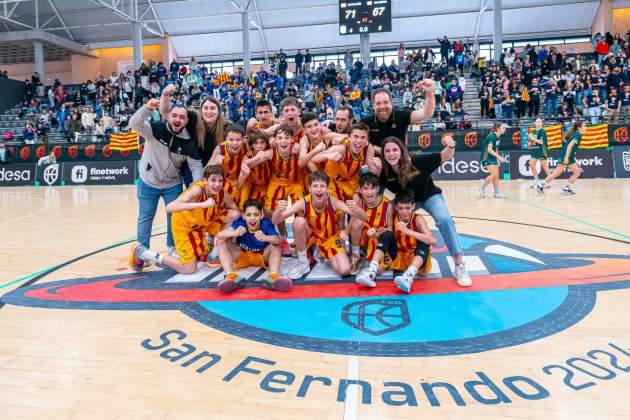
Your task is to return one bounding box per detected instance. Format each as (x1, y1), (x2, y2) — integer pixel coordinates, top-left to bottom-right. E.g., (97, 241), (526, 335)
(197, 286), (568, 343)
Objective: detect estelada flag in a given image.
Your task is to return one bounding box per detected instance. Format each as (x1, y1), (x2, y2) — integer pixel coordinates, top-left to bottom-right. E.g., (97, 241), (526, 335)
(109, 131), (139, 151)
(580, 123), (609, 149)
(528, 125), (562, 149)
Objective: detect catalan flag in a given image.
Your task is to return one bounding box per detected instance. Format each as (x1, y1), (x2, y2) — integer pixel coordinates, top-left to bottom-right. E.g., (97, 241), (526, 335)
(528, 125), (563, 149)
(109, 131), (139, 151)
(580, 123), (609, 149)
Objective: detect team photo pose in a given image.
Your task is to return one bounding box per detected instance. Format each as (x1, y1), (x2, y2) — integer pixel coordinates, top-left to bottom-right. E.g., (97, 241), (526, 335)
(535, 121), (585, 196)
(246, 99), (279, 135)
(350, 173), (394, 284)
(129, 166), (239, 274)
(247, 124), (306, 255)
(215, 199), (292, 294)
(272, 171), (361, 280)
(311, 122), (380, 202)
(208, 123), (247, 200)
(477, 122), (507, 199)
(236, 129), (272, 210)
(528, 118), (552, 191)
(377, 136), (472, 287)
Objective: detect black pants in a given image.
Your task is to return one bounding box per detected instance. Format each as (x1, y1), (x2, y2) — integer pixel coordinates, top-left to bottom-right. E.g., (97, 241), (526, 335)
(528, 98), (540, 117)
(516, 99), (527, 118)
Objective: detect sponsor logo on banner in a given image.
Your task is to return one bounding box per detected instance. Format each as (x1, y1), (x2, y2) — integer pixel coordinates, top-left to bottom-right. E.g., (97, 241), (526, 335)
(417, 132), (431, 149)
(612, 146), (630, 178)
(0, 164), (35, 186)
(19, 146), (30, 161)
(84, 144), (96, 159)
(42, 164), (60, 186)
(35, 145), (46, 159)
(68, 145), (78, 159)
(510, 150), (614, 179)
(433, 151), (491, 180)
(71, 165), (88, 183)
(63, 161), (135, 185)
(52, 146), (61, 158)
(102, 144), (112, 158)
(613, 126), (628, 144)
(464, 131), (477, 148)
(512, 131), (521, 147)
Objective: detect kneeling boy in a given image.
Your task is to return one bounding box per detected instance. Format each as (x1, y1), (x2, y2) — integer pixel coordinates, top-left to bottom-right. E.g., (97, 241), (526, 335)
(129, 166), (239, 274)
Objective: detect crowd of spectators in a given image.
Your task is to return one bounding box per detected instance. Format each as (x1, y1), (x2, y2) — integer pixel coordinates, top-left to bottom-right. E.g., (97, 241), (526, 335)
(3, 29), (629, 145)
(477, 31), (630, 126)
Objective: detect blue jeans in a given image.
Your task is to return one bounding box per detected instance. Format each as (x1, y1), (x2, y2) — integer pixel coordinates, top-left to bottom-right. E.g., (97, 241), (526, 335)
(415, 193), (463, 257)
(545, 97), (558, 116)
(494, 103), (502, 120)
(137, 178), (182, 249)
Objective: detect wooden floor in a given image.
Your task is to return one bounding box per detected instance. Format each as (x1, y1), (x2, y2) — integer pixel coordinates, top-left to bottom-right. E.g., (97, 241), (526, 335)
(1, 179), (629, 420)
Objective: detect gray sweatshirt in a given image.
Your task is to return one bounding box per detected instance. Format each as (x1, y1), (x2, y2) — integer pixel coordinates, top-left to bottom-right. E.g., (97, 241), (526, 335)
(129, 105), (203, 189)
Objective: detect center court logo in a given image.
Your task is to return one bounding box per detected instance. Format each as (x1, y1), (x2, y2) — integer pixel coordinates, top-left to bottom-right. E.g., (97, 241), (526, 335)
(2, 233), (629, 357)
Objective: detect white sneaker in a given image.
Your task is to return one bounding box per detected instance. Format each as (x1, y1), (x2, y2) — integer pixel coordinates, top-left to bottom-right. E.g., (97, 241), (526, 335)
(394, 272), (414, 293)
(288, 261), (310, 280)
(454, 263), (472, 287)
(493, 192), (507, 199)
(477, 185), (485, 198)
(355, 268), (377, 287)
(545, 182), (552, 189)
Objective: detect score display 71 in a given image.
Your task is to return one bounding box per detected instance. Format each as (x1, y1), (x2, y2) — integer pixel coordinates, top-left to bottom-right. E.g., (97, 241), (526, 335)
(339, 0), (392, 35)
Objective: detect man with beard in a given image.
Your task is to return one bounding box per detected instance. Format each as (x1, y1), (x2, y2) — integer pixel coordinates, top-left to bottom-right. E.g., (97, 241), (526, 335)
(128, 97), (203, 265)
(324, 105), (354, 135)
(361, 82), (435, 150)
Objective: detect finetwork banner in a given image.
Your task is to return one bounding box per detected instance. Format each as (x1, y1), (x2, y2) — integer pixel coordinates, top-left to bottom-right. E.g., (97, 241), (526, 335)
(63, 161), (136, 185)
(509, 150), (614, 179)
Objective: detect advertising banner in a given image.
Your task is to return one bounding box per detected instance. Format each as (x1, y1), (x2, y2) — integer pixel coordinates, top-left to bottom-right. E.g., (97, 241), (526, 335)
(509, 149), (614, 179)
(62, 161), (136, 186)
(0, 163), (36, 186)
(38, 163), (63, 186)
(612, 146), (630, 179)
(432, 151), (509, 181)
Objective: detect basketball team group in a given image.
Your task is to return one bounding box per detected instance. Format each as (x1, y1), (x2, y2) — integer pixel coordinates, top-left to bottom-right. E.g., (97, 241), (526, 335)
(126, 78), (583, 294)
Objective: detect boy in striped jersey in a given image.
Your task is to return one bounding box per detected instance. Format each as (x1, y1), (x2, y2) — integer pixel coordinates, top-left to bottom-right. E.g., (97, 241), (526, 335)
(272, 171), (362, 280)
(350, 172), (394, 280)
(208, 123), (247, 201)
(354, 190), (436, 292)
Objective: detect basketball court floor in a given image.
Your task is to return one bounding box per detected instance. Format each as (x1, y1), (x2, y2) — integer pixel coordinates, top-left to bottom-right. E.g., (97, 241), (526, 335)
(0, 179), (629, 419)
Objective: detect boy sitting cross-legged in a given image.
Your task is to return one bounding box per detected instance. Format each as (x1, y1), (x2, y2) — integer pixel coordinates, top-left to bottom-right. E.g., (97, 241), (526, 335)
(214, 199), (292, 294)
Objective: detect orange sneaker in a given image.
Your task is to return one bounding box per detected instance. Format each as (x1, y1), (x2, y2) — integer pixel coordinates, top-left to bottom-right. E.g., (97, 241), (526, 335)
(218, 272), (246, 294)
(258, 273), (292, 292)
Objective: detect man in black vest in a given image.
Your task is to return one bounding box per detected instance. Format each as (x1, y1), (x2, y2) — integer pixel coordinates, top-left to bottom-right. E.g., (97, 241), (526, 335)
(128, 97), (203, 270)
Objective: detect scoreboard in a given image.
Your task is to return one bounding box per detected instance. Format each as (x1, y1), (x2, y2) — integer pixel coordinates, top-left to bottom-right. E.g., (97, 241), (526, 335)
(339, 0), (392, 36)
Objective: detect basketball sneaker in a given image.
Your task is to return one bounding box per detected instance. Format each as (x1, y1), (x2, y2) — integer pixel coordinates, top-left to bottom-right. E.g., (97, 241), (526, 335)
(350, 253), (364, 276)
(493, 192), (507, 199)
(129, 242), (145, 273)
(394, 271), (414, 293)
(535, 183), (545, 196)
(477, 185), (485, 198)
(288, 261), (310, 280)
(355, 267), (377, 287)
(454, 262), (472, 287)
(218, 272), (246, 294)
(561, 186), (576, 195)
(258, 273), (293, 292)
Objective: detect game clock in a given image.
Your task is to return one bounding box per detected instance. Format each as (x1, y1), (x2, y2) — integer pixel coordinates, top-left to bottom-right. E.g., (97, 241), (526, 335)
(339, 0), (392, 36)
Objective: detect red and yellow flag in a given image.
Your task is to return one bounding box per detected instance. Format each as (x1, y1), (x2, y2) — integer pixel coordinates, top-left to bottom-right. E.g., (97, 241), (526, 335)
(580, 123), (609, 149)
(528, 125), (563, 149)
(109, 131), (138, 151)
